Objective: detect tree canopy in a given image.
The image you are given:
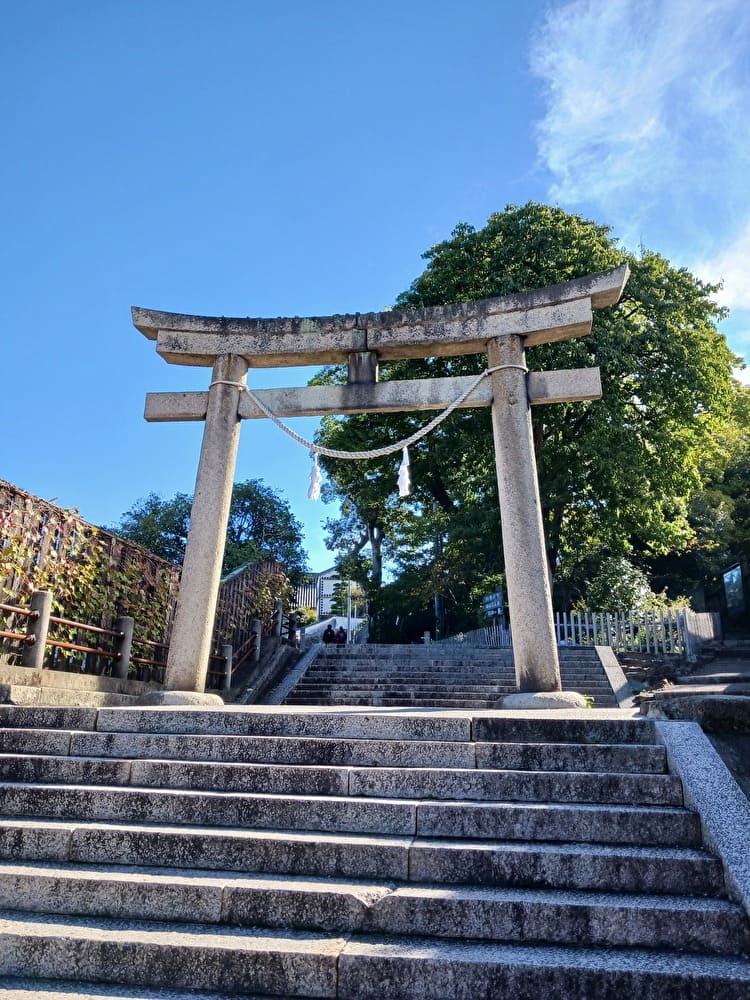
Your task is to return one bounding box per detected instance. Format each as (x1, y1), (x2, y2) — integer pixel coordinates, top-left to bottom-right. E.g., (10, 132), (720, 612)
(315, 202), (743, 640)
(112, 479), (308, 580)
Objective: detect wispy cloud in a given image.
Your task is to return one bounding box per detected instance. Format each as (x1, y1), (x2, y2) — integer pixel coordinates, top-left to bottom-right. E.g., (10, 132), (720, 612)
(529, 0), (750, 357)
(695, 219), (750, 311)
(530, 0), (750, 243)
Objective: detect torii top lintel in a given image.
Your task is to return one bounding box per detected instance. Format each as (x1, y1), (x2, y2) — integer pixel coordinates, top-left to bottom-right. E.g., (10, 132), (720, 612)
(132, 264), (629, 369)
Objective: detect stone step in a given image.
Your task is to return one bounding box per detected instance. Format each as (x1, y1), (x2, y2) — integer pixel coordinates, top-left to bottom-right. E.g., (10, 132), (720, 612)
(414, 801), (699, 846)
(306, 659), (602, 668)
(347, 766), (682, 806)
(0, 910), (342, 997)
(0, 784), (694, 844)
(92, 709), (476, 743)
(0, 980), (292, 1000)
(286, 697), (508, 709)
(471, 717), (658, 744)
(362, 885), (750, 954)
(68, 731), (479, 770)
(0, 862), (744, 955)
(0, 817), (413, 881)
(0, 707), (654, 745)
(0, 730), (668, 773)
(0, 784), (418, 837)
(336, 935), (750, 999)
(284, 688), (615, 699)
(284, 696), (620, 709)
(0, 861), (391, 933)
(0, 755), (681, 805)
(0, 707), (98, 732)
(409, 838), (723, 894)
(3, 913), (748, 999)
(0, 817), (723, 894)
(290, 678), (615, 691)
(474, 740), (667, 773)
(300, 671), (610, 683)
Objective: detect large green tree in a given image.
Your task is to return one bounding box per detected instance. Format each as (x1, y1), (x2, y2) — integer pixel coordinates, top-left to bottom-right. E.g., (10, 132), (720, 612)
(112, 479), (308, 579)
(316, 203), (740, 636)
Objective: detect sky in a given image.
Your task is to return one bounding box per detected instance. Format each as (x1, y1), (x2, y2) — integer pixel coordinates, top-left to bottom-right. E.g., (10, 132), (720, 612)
(2, 0), (749, 573)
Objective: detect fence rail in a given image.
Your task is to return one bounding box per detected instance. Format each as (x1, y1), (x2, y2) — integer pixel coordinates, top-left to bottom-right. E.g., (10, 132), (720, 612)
(439, 609), (721, 660)
(2, 480), (293, 691)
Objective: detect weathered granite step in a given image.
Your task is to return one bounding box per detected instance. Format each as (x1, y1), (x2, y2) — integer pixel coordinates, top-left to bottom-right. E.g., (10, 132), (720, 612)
(337, 935), (750, 999)
(0, 707), (653, 745)
(0, 784), (419, 836)
(283, 696), (504, 709)
(0, 784), (695, 843)
(0, 910), (342, 997)
(471, 717), (658, 744)
(408, 838), (724, 894)
(296, 675), (614, 689)
(362, 885), (749, 954)
(474, 740), (667, 773)
(304, 661), (605, 671)
(414, 801), (699, 846)
(286, 686), (616, 700)
(0, 862), (744, 955)
(0, 729), (669, 772)
(0, 980), (297, 1000)
(291, 680), (618, 694)
(0, 755), (681, 804)
(347, 766), (681, 805)
(0, 817), (722, 893)
(0, 817), (413, 880)
(94, 709), (475, 743)
(0, 862), (392, 933)
(284, 695), (620, 709)
(7, 914), (748, 998)
(70, 731), (478, 769)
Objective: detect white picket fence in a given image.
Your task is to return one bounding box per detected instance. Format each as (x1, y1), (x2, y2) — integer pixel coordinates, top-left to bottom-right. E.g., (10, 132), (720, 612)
(440, 609), (721, 660)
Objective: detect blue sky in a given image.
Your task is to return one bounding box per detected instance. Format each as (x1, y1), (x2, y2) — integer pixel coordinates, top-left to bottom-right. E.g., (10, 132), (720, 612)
(2, 0), (749, 572)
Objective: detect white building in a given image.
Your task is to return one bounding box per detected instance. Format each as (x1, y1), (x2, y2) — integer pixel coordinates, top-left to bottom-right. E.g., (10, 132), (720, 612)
(295, 567), (341, 620)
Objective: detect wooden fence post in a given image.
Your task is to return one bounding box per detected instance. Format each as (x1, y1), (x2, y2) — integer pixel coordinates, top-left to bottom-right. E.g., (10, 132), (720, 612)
(21, 590), (51, 669)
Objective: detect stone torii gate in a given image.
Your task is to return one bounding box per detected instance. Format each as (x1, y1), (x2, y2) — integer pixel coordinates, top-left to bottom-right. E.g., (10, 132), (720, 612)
(133, 264), (629, 698)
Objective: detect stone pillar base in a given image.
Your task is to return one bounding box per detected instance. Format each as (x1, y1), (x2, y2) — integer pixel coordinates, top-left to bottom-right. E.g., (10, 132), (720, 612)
(135, 691), (226, 707)
(499, 691), (589, 710)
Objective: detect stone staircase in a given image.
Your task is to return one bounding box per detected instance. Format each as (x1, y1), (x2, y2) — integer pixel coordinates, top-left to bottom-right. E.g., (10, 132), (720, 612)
(283, 645), (619, 708)
(0, 704), (748, 997)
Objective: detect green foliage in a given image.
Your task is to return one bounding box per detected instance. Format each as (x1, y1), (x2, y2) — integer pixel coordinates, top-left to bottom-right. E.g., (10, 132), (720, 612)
(582, 557), (661, 612)
(650, 381), (750, 598)
(314, 202), (740, 628)
(293, 605), (318, 626)
(112, 479), (309, 580)
(330, 579), (366, 618)
(0, 500), (178, 666)
(111, 493), (191, 564)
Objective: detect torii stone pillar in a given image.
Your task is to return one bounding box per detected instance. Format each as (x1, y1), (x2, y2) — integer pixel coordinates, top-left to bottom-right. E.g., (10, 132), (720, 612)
(165, 354), (247, 691)
(489, 334), (559, 691)
(133, 264), (629, 699)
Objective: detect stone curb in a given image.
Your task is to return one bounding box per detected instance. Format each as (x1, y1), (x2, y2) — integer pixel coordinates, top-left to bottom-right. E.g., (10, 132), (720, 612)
(654, 720), (750, 916)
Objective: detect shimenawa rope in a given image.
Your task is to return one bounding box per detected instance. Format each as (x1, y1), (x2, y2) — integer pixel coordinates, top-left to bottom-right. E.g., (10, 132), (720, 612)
(209, 364), (527, 499)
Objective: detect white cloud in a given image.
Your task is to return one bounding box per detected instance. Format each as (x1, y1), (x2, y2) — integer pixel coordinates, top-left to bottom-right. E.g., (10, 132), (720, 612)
(694, 219), (750, 311)
(529, 0), (750, 243)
